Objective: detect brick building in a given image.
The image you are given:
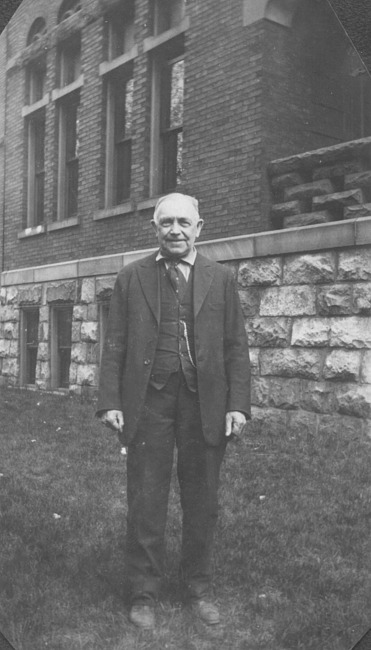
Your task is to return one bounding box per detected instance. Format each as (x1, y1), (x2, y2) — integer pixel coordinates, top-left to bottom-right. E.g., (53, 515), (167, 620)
(0, 0), (371, 436)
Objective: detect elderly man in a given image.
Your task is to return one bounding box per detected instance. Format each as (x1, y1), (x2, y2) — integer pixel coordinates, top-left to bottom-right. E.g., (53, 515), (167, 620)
(97, 193), (250, 630)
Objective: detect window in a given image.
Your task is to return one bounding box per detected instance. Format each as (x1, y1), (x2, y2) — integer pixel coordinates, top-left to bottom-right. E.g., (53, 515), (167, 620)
(26, 110), (45, 227)
(57, 94), (80, 220)
(58, 0), (82, 23)
(51, 306), (73, 389)
(58, 36), (81, 88)
(20, 309), (40, 386)
(27, 18), (47, 46)
(107, 5), (135, 61)
(105, 67), (134, 205)
(152, 0), (186, 35)
(151, 39), (184, 194)
(26, 58), (46, 105)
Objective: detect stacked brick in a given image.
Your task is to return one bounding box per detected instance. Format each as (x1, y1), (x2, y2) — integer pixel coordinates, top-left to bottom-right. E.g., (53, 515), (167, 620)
(269, 136), (371, 228)
(237, 248), (371, 437)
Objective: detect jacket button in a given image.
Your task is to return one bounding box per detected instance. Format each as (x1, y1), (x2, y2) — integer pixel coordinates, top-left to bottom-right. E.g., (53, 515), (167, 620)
(144, 359), (151, 365)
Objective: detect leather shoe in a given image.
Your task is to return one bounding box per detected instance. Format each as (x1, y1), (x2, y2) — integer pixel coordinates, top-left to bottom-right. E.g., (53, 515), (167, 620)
(191, 599), (220, 625)
(129, 604), (155, 629)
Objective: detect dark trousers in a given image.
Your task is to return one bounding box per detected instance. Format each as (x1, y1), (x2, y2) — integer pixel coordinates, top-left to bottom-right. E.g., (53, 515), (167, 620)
(126, 371), (226, 605)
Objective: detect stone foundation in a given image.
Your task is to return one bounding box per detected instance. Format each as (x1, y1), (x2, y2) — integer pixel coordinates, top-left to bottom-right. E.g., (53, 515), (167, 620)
(1, 219), (371, 437)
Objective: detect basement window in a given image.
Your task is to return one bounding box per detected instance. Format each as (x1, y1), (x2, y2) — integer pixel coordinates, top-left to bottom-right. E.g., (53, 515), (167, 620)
(51, 305), (73, 389)
(20, 308), (40, 386)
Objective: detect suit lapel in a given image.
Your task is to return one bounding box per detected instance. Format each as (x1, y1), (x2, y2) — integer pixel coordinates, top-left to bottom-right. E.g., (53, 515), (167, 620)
(194, 253), (215, 317)
(136, 253), (160, 324)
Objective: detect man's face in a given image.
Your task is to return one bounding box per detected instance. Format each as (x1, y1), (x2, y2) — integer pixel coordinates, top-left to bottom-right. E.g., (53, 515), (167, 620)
(151, 197), (204, 259)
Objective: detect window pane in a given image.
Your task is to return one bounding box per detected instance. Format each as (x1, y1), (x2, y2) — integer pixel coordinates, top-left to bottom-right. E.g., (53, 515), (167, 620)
(26, 310), (39, 346)
(169, 59), (184, 129)
(115, 140), (131, 203)
(115, 77), (134, 141)
(24, 309), (39, 385)
(110, 13), (135, 59)
(56, 307), (73, 388)
(61, 41), (81, 86)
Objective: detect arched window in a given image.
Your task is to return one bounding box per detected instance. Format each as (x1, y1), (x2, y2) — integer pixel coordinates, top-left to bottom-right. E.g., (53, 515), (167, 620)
(27, 18), (47, 46)
(58, 0), (82, 24)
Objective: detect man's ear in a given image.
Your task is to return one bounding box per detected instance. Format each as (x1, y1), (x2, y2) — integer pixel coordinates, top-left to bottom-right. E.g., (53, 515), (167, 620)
(196, 219), (204, 237)
(151, 219), (158, 234)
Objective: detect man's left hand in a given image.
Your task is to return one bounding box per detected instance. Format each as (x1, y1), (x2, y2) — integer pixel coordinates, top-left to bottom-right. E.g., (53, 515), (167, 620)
(225, 411), (247, 438)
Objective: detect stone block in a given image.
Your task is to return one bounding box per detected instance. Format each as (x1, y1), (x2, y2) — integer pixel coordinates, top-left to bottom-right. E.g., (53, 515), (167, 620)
(76, 364), (99, 387)
(284, 179), (334, 202)
(9, 341), (18, 356)
(317, 413), (364, 437)
(284, 253), (336, 285)
(323, 350), (361, 382)
(69, 362), (78, 384)
(344, 203), (371, 219)
(39, 307), (49, 322)
(0, 306), (19, 322)
(0, 288), (6, 306)
(71, 343), (88, 364)
(330, 317), (371, 349)
(46, 282), (76, 304)
(336, 385), (371, 419)
(338, 251), (371, 282)
(80, 278), (96, 305)
(37, 342), (49, 362)
(2, 358), (19, 377)
(313, 160), (364, 181)
(238, 258), (282, 287)
(73, 305), (88, 321)
(354, 284), (371, 315)
(260, 286), (316, 316)
(299, 380), (337, 414)
(252, 376), (300, 410)
(81, 322), (98, 343)
(317, 284), (353, 316)
(87, 304), (98, 320)
(271, 200), (304, 219)
(283, 211), (331, 229)
(248, 347), (260, 375)
(313, 189), (364, 209)
(36, 361), (50, 382)
(3, 322), (18, 340)
(96, 276), (116, 300)
(87, 343), (100, 365)
(291, 318), (331, 347)
(39, 321), (49, 342)
(5, 287), (19, 304)
(246, 317), (290, 347)
(271, 172), (304, 191)
(18, 285), (42, 305)
(246, 406), (288, 436)
(361, 351), (371, 384)
(71, 322), (81, 343)
(221, 261), (239, 279)
(344, 170), (371, 190)
(238, 289), (260, 317)
(260, 348), (323, 380)
(0, 340), (11, 357)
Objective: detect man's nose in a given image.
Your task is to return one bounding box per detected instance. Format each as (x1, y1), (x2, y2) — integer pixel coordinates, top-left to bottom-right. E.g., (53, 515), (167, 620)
(170, 221), (181, 234)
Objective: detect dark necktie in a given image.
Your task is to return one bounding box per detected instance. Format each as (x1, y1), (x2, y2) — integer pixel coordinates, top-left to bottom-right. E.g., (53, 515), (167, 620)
(167, 260), (187, 296)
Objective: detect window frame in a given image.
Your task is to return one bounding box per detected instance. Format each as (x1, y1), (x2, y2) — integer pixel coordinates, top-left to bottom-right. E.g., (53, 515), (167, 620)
(20, 308), (40, 387)
(105, 65), (134, 207)
(58, 35), (82, 89)
(50, 304), (73, 389)
(57, 92), (80, 221)
(26, 57), (47, 106)
(26, 108), (46, 228)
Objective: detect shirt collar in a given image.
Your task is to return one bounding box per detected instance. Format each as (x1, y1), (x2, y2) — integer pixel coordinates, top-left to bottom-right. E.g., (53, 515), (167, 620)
(156, 248), (197, 266)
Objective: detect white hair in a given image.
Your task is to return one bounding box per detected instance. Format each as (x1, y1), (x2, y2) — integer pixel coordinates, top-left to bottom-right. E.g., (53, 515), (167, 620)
(153, 193), (200, 224)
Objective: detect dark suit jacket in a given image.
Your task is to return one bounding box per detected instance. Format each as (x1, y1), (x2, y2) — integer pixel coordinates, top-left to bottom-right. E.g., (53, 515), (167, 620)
(97, 251), (250, 446)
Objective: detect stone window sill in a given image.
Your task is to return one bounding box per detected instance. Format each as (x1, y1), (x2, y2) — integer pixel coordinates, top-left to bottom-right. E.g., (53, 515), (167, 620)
(93, 202), (134, 221)
(48, 217), (79, 232)
(99, 46), (138, 76)
(22, 94), (50, 117)
(51, 75), (84, 101)
(18, 225), (46, 239)
(143, 16), (190, 53)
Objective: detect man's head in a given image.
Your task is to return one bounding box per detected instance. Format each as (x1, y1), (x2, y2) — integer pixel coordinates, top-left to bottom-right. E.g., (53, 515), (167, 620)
(151, 193), (204, 259)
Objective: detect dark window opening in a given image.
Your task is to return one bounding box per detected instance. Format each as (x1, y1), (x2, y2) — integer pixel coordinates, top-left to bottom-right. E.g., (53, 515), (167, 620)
(160, 56), (184, 192)
(22, 309), (40, 385)
(53, 306), (73, 388)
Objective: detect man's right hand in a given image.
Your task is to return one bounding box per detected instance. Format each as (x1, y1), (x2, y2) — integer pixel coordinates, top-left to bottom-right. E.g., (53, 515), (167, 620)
(100, 409), (124, 433)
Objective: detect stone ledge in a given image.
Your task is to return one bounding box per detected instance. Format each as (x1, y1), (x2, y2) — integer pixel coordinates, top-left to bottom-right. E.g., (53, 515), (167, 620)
(98, 47), (138, 76)
(1, 217), (371, 286)
(93, 202), (134, 220)
(143, 16), (190, 52)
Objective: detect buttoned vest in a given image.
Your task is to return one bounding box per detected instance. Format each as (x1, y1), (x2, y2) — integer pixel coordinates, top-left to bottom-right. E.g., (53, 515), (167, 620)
(150, 264), (197, 391)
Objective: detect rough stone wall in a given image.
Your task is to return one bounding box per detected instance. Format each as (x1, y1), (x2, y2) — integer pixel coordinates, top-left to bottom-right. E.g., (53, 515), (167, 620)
(1, 245), (370, 436)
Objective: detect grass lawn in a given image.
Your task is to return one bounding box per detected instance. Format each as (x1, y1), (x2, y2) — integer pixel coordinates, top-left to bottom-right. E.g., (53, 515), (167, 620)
(0, 386), (371, 650)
